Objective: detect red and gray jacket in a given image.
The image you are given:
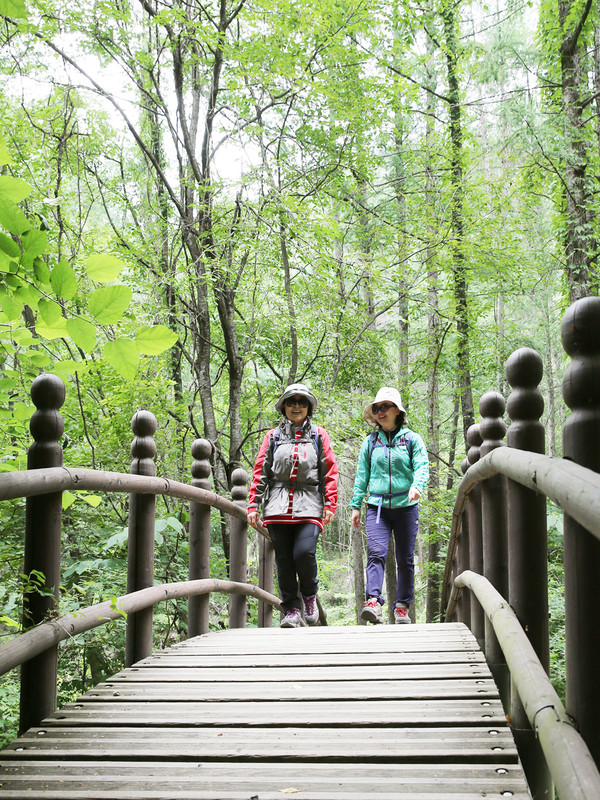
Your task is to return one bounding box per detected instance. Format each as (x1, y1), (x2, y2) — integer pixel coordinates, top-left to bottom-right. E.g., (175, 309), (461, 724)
(248, 418), (338, 522)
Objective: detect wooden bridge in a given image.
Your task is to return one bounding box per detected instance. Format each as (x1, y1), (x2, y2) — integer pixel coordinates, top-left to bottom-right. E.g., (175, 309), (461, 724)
(0, 624), (530, 798)
(2, 296), (600, 798)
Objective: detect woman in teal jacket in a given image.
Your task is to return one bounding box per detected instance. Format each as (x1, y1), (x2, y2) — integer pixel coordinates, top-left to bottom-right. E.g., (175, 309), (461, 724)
(350, 387), (429, 624)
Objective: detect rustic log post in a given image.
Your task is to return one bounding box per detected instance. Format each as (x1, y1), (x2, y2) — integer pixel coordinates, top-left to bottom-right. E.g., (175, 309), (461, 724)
(454, 457), (471, 626)
(466, 423), (484, 648)
(19, 373), (65, 734)
(479, 391), (509, 708)
(258, 534), (275, 628)
(561, 296), (600, 769)
(229, 468), (249, 628)
(188, 439), (212, 637)
(125, 410), (157, 666)
(505, 347), (551, 800)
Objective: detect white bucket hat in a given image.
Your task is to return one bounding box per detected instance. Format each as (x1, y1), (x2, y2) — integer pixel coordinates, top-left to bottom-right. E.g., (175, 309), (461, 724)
(363, 387), (406, 427)
(275, 383), (318, 416)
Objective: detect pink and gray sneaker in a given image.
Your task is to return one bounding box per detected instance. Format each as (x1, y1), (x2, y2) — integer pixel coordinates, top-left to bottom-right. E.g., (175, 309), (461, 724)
(394, 603), (411, 624)
(303, 594), (319, 626)
(280, 608), (302, 628)
(361, 596), (383, 624)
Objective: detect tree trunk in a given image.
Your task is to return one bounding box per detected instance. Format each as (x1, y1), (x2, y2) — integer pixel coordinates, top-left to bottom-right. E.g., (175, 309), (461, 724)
(558, 0), (596, 302)
(442, 0), (475, 450)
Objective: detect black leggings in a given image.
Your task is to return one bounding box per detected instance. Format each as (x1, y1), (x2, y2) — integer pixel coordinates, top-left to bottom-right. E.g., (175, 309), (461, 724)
(268, 522), (320, 612)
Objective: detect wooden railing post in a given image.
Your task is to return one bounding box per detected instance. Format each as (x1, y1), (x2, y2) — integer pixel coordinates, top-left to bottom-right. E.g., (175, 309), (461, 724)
(258, 534), (275, 628)
(561, 296), (600, 769)
(188, 439), (212, 637)
(505, 347), (551, 799)
(479, 391), (509, 708)
(125, 410), (157, 667)
(466, 423), (484, 648)
(19, 373), (65, 734)
(229, 468), (248, 628)
(454, 457), (471, 626)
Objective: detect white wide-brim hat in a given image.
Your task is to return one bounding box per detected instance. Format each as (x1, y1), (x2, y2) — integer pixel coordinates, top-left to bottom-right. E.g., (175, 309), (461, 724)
(363, 387), (406, 427)
(275, 383), (318, 415)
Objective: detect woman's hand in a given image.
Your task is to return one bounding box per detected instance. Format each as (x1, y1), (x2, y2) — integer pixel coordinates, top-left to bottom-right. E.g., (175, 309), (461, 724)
(323, 508), (335, 526)
(408, 487), (421, 503)
(351, 508), (361, 529)
(247, 510), (259, 528)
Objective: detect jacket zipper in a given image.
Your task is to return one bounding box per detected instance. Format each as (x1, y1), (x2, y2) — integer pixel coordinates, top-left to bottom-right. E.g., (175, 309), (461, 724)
(387, 430), (392, 508)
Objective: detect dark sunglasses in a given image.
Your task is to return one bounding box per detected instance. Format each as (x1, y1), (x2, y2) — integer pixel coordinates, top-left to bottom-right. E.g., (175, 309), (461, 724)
(372, 402), (394, 414)
(285, 396), (309, 407)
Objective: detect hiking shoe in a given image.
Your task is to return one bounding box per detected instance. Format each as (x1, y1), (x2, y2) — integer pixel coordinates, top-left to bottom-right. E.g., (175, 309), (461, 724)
(280, 608), (302, 628)
(361, 597), (383, 624)
(303, 594), (319, 626)
(394, 603), (411, 624)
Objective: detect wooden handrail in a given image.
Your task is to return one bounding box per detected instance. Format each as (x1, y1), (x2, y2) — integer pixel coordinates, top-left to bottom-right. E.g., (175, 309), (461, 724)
(451, 571), (600, 800)
(441, 448), (600, 613)
(0, 579), (284, 677)
(0, 466), (271, 539)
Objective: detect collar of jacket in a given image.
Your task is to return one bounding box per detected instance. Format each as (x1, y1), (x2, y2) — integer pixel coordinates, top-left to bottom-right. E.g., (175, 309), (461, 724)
(280, 417), (312, 437)
(376, 424), (408, 443)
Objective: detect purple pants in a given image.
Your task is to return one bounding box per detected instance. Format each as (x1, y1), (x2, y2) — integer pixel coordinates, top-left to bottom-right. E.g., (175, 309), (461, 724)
(365, 503), (419, 607)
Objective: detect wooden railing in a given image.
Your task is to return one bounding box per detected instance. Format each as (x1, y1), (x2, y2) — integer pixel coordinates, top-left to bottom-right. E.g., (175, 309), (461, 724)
(443, 295), (600, 799)
(0, 374), (279, 735)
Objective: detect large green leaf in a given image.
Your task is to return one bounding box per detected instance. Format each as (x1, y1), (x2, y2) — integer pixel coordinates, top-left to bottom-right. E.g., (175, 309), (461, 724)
(21, 229), (48, 261)
(85, 253), (126, 283)
(89, 285), (132, 324)
(0, 0), (27, 18)
(0, 249), (15, 273)
(38, 298), (62, 325)
(66, 316), (97, 350)
(104, 338), (139, 379)
(50, 261), (78, 300)
(0, 288), (22, 320)
(52, 358), (89, 377)
(0, 198), (29, 235)
(136, 324), (178, 355)
(0, 232), (20, 258)
(36, 315), (69, 340)
(0, 176), (31, 203)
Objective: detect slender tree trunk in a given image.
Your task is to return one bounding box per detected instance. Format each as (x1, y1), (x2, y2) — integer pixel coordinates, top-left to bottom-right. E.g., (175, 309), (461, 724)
(423, 32), (442, 622)
(442, 0), (475, 450)
(558, 0), (596, 301)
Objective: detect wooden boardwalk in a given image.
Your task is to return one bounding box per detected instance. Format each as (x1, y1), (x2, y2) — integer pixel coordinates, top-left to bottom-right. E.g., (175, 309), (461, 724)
(0, 622), (530, 799)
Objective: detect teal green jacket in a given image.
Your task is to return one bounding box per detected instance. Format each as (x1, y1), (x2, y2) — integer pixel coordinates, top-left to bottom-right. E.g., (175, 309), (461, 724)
(349, 426), (429, 510)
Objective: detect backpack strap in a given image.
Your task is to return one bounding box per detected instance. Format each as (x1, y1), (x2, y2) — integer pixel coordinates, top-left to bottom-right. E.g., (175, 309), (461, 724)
(367, 430), (413, 469)
(272, 423), (321, 455)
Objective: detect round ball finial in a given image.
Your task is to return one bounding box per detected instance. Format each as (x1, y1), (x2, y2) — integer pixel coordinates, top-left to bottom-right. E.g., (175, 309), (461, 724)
(561, 297), (600, 357)
(466, 423), (482, 466)
(191, 438), (212, 489)
(479, 390), (506, 456)
(479, 390), (506, 420)
(130, 410), (157, 475)
(30, 373), (66, 411)
(230, 467), (249, 504)
(505, 348), (543, 389)
(28, 374), (65, 466)
(191, 439), (212, 461)
(131, 410), (157, 438)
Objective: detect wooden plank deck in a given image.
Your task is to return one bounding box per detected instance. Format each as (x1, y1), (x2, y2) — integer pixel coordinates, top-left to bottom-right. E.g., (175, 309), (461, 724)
(0, 622), (531, 799)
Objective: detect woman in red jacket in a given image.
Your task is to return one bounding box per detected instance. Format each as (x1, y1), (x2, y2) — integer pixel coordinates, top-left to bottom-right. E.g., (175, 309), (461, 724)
(248, 384), (338, 628)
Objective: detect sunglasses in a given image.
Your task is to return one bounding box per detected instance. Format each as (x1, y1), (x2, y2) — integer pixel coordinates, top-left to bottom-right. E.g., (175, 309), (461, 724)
(372, 402), (395, 414)
(285, 396), (309, 407)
